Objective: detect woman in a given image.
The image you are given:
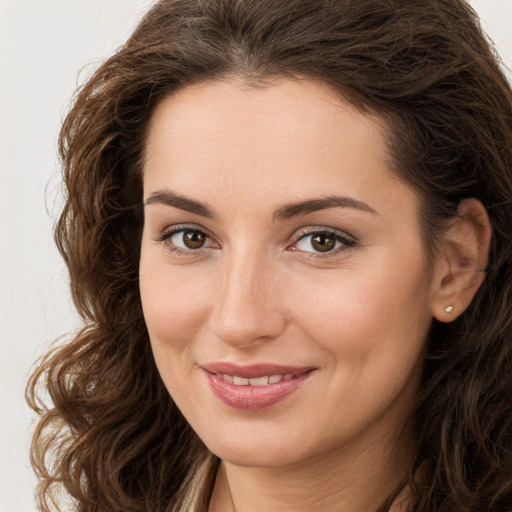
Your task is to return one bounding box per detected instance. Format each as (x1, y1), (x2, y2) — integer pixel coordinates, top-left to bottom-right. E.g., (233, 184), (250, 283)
(27, 0), (512, 511)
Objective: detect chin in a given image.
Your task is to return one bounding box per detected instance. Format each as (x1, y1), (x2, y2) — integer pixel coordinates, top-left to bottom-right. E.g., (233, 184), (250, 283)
(208, 440), (302, 468)
(195, 422), (310, 468)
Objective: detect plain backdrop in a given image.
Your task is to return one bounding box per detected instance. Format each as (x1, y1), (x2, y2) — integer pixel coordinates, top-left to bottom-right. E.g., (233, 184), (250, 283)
(0, 1), (511, 510)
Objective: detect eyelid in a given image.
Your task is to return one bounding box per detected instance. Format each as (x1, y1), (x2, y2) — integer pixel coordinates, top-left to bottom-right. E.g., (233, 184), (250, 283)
(292, 225), (356, 240)
(155, 223), (204, 239)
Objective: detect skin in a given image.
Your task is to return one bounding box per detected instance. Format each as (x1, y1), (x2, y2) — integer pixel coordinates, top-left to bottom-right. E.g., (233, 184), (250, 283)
(139, 78), (487, 511)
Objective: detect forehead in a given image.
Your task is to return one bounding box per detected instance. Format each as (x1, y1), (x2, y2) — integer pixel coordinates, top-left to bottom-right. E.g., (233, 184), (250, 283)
(143, 78), (412, 217)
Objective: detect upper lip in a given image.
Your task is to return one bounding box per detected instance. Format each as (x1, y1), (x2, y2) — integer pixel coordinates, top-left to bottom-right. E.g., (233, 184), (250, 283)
(201, 362), (315, 379)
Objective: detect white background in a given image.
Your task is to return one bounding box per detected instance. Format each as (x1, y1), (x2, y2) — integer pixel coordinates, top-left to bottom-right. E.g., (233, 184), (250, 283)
(0, 1), (511, 510)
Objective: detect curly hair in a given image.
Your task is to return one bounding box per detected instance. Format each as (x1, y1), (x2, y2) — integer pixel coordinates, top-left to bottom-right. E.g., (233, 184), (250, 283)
(27, 0), (512, 510)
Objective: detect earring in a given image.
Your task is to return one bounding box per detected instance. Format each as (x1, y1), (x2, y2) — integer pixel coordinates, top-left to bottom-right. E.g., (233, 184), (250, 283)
(444, 305), (454, 313)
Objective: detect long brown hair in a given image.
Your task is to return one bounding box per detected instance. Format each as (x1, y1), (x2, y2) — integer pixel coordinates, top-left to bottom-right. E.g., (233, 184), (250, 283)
(27, 0), (512, 510)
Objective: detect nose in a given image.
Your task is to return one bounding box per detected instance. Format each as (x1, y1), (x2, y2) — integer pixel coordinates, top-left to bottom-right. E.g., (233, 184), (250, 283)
(209, 252), (287, 348)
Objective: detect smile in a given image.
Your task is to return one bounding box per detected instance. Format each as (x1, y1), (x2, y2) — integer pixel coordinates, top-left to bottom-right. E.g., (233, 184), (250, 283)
(201, 363), (314, 410)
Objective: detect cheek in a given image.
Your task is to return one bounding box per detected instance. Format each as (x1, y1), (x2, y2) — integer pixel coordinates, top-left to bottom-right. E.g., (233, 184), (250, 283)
(287, 254), (433, 364)
(139, 255), (209, 356)
(139, 259), (212, 410)
(284, 262), (432, 437)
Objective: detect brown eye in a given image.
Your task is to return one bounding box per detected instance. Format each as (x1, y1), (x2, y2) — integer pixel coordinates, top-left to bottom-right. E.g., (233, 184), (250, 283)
(294, 229), (355, 255)
(182, 230), (207, 249)
(166, 228), (214, 251)
(311, 233), (336, 252)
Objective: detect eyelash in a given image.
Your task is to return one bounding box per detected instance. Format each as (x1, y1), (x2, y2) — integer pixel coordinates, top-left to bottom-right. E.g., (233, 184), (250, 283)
(154, 225), (357, 258)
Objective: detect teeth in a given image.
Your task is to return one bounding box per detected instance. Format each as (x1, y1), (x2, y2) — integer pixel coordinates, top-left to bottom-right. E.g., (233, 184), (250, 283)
(221, 374), (295, 385)
(248, 376), (269, 386)
(233, 376), (250, 386)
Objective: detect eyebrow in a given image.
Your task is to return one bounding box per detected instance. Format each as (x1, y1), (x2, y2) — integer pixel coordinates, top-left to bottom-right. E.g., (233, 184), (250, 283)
(273, 196), (378, 220)
(144, 190), (215, 218)
(144, 189), (377, 220)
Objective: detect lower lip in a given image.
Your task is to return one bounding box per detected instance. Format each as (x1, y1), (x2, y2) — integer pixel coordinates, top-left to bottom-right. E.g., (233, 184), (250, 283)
(205, 371), (312, 410)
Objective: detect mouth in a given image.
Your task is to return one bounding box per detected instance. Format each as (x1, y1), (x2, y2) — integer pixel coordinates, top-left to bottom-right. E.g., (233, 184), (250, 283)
(201, 363), (314, 410)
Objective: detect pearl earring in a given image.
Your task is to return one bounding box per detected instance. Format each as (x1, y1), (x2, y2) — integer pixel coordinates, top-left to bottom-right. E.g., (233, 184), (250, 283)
(444, 305), (454, 313)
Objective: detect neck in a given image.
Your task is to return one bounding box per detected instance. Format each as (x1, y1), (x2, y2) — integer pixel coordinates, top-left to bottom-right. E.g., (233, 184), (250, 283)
(209, 426), (415, 512)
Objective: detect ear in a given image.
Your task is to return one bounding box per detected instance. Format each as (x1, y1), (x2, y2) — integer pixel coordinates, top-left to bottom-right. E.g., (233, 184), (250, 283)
(431, 198), (491, 323)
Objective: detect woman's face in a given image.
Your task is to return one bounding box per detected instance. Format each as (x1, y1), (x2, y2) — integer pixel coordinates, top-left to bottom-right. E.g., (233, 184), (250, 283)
(139, 78), (438, 468)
